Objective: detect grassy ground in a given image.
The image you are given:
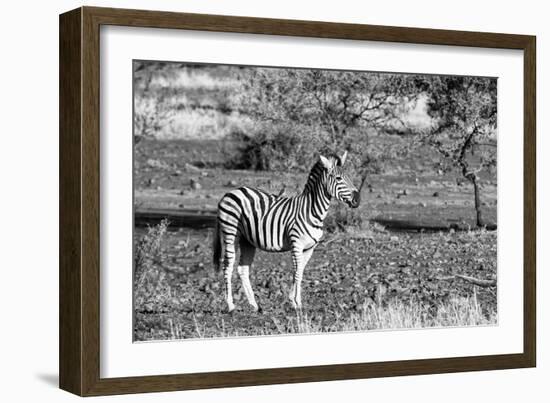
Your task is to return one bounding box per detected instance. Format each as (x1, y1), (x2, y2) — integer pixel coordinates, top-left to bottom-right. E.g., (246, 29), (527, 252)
(133, 138), (497, 341)
(134, 224), (496, 341)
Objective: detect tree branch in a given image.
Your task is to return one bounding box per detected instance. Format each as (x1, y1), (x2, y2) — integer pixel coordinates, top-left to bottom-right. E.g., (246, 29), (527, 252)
(454, 274), (496, 288)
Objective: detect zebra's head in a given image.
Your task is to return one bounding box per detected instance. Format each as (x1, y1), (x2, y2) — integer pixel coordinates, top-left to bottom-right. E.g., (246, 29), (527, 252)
(319, 151), (360, 208)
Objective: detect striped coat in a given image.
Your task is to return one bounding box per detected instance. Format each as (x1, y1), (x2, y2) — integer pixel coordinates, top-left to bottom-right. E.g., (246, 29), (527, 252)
(213, 152), (360, 312)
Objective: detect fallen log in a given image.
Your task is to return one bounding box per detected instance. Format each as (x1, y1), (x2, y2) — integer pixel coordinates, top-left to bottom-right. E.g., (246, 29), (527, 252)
(454, 274), (497, 288)
(436, 274), (496, 288)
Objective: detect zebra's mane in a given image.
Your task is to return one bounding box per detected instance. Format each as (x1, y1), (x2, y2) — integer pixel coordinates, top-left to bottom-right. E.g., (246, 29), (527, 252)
(302, 154), (341, 194)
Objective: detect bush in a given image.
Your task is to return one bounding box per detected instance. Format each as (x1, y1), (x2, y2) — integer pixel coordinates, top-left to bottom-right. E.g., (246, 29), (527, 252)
(226, 122), (327, 171)
(134, 96), (175, 143)
(134, 220), (171, 312)
(324, 203), (364, 233)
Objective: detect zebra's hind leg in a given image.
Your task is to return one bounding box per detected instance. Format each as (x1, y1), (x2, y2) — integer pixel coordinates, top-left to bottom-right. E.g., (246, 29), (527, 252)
(237, 239), (260, 312)
(222, 232), (237, 313)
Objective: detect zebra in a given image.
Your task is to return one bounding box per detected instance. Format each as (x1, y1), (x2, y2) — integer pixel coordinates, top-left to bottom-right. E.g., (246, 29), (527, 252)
(212, 151), (360, 313)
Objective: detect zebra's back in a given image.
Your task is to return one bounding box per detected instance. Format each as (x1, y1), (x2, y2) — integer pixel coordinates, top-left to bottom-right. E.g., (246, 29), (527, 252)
(217, 186), (294, 252)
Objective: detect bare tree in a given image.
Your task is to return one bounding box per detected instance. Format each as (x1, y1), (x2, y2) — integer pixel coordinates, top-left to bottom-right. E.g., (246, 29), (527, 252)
(419, 76), (497, 227)
(236, 67), (420, 177)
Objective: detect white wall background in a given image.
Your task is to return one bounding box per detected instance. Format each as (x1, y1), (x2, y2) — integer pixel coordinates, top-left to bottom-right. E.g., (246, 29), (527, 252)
(0, 0), (546, 401)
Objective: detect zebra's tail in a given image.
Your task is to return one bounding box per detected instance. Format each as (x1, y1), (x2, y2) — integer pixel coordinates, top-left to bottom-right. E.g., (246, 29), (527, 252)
(212, 219), (222, 272)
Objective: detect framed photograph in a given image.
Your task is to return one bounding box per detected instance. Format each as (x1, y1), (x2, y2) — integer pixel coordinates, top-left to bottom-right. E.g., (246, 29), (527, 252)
(59, 6), (536, 396)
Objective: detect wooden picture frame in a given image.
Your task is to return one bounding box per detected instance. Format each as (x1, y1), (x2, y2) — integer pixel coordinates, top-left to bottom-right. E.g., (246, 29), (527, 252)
(59, 6), (536, 396)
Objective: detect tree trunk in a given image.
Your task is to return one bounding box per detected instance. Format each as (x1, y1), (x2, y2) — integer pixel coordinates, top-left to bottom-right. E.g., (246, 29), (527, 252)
(470, 174), (484, 227)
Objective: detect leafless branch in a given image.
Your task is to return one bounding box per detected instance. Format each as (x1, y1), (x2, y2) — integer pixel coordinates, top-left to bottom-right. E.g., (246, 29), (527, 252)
(454, 274), (496, 288)
(437, 274), (496, 288)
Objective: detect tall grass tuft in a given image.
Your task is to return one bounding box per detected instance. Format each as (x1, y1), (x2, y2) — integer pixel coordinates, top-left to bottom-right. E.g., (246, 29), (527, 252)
(292, 294), (496, 334)
(134, 219), (172, 313)
(163, 294), (496, 340)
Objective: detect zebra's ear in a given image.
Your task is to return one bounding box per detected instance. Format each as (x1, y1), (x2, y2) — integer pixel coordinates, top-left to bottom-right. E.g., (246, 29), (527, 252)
(319, 154), (332, 170)
(339, 151), (348, 166)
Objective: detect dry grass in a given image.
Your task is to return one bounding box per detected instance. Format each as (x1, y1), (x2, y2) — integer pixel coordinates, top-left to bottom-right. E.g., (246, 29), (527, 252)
(133, 221), (496, 341)
(161, 109), (252, 140)
(134, 219), (172, 313)
(148, 68), (240, 90)
(134, 64), (251, 140)
(295, 291), (495, 334)
(161, 292), (495, 340)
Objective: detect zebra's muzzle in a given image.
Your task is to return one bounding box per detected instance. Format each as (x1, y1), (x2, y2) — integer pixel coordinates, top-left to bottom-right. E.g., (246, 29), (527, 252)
(346, 190), (360, 208)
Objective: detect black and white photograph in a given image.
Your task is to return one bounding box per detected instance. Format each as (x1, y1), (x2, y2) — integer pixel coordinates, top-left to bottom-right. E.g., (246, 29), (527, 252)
(2, 0), (545, 400)
(133, 60), (498, 341)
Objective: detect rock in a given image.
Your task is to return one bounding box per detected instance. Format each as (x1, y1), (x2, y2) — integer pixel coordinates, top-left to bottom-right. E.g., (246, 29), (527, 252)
(419, 202), (427, 207)
(433, 191), (440, 197)
(226, 180), (238, 187)
(146, 158), (169, 170)
(190, 179), (202, 190)
(201, 171), (209, 177)
(184, 162), (201, 172)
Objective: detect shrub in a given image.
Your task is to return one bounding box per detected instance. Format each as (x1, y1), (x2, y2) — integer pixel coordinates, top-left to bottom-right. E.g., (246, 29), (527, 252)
(134, 219), (171, 312)
(134, 96), (175, 143)
(324, 203), (364, 233)
(226, 122), (327, 171)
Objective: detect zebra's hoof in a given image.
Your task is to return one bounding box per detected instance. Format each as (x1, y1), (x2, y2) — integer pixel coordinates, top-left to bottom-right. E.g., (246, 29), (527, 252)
(256, 305), (263, 314)
(290, 298), (300, 310)
(291, 300), (303, 313)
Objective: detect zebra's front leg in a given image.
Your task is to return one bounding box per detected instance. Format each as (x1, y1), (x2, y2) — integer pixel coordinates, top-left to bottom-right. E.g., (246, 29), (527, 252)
(290, 246), (315, 310)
